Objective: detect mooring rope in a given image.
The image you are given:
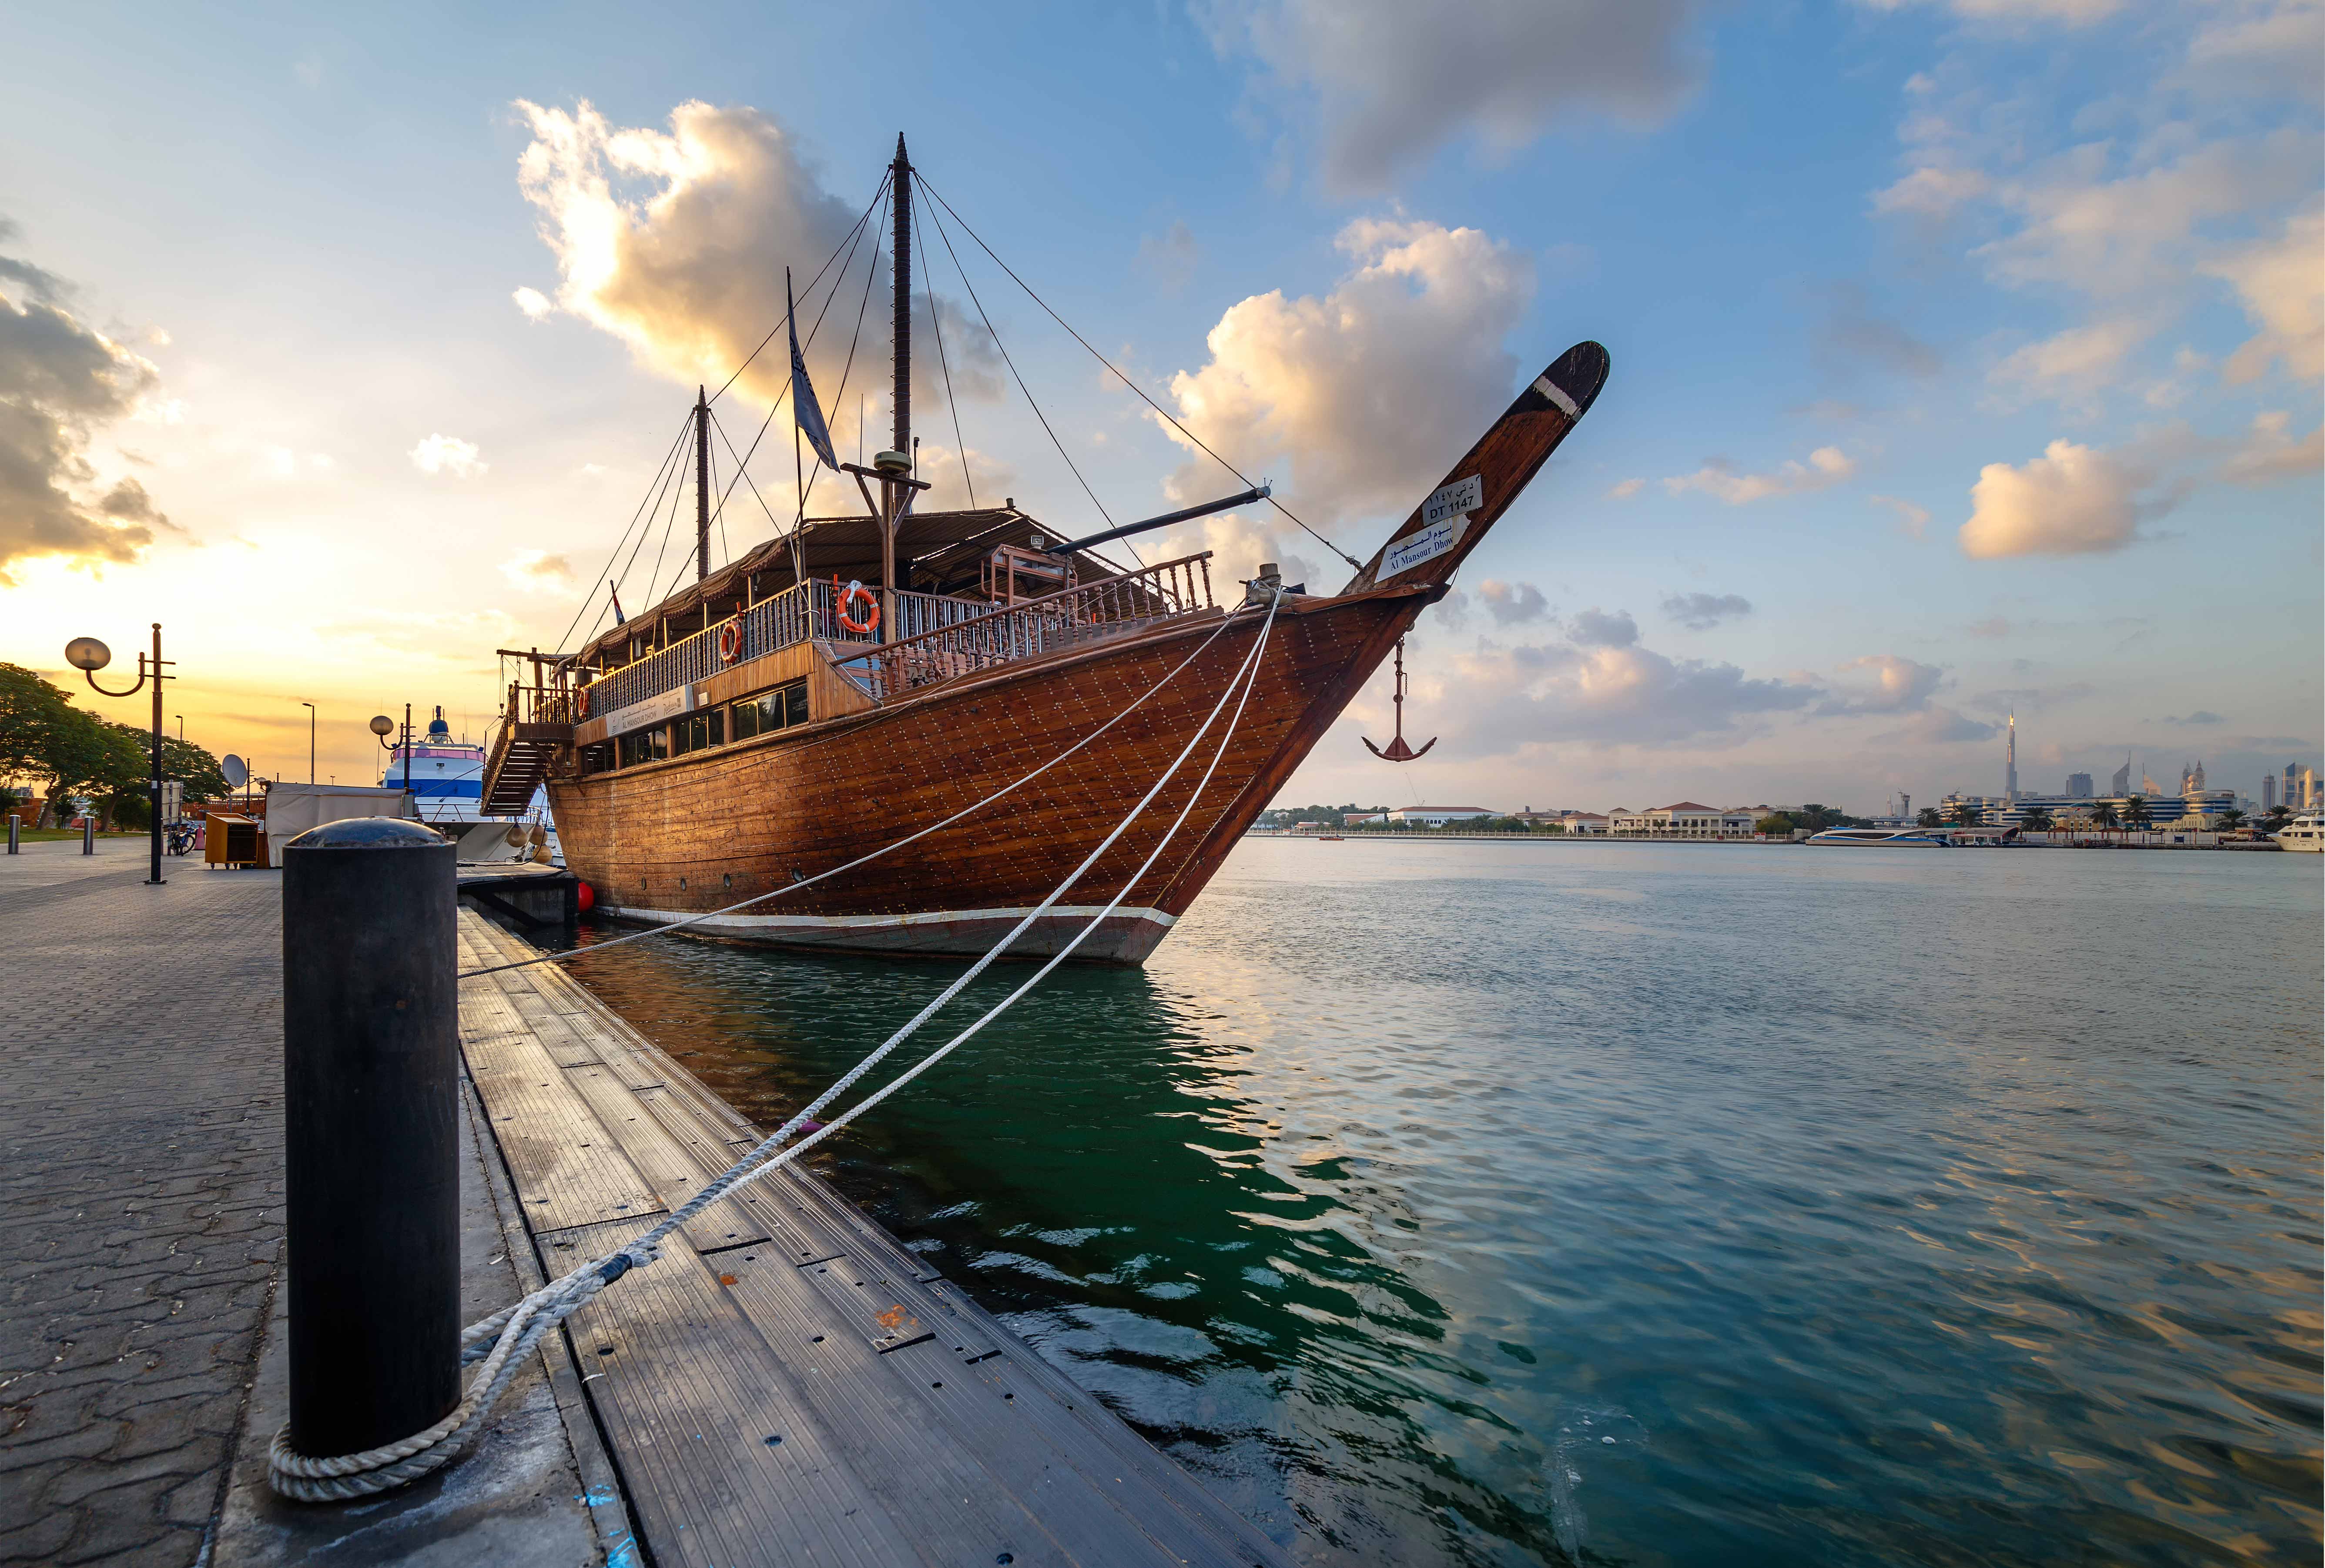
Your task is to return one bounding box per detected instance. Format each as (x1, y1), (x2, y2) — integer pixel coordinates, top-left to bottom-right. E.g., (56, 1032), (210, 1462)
(268, 590), (1283, 1502)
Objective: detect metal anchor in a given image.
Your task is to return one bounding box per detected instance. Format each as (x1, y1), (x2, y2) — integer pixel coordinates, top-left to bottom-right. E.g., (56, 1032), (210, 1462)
(1362, 637), (1436, 762)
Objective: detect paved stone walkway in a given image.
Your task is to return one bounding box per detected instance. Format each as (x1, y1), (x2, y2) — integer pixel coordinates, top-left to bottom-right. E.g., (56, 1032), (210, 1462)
(0, 845), (284, 1566)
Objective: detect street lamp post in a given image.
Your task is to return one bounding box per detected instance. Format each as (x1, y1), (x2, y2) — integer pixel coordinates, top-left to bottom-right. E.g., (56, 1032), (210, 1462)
(301, 701), (316, 783)
(370, 708), (415, 817)
(64, 623), (171, 886)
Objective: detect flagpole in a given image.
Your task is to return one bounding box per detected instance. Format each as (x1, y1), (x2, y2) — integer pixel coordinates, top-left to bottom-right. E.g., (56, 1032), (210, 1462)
(787, 268), (806, 594)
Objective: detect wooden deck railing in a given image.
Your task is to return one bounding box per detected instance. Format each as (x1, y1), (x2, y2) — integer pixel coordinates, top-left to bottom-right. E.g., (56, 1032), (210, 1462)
(832, 553), (1215, 701)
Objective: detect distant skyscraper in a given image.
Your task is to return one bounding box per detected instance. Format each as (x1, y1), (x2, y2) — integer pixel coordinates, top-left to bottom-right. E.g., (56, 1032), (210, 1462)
(2288, 763), (2300, 807)
(2005, 713), (2018, 801)
(2141, 769), (2161, 796)
(2112, 755), (2132, 795)
(2191, 759), (2204, 791)
(2305, 768), (2318, 811)
(2066, 772), (2093, 797)
(2262, 774), (2277, 811)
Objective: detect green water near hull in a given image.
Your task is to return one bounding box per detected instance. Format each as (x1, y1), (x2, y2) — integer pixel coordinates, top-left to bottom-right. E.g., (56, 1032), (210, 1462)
(555, 840), (2322, 1566)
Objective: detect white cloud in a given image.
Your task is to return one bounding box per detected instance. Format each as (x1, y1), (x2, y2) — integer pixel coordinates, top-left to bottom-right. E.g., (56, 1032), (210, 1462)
(1568, 607), (1638, 647)
(1883, 705), (1998, 744)
(1477, 579), (1548, 625)
(2203, 204), (2324, 384)
(0, 221), (167, 580)
(499, 549), (574, 592)
(1439, 637), (1819, 750)
(512, 285), (553, 321)
(1662, 591), (1752, 630)
(1872, 164), (1991, 218)
(1157, 217), (1533, 535)
(1990, 315), (2153, 401)
(1870, 493), (1932, 538)
(2216, 410), (2324, 485)
(1960, 438), (2151, 557)
(1209, 0), (1708, 193)
(2187, 0), (2325, 102)
(1819, 653), (1945, 714)
(1665, 446), (1853, 505)
(410, 433), (486, 478)
(513, 100), (997, 413)
(1606, 477), (1645, 499)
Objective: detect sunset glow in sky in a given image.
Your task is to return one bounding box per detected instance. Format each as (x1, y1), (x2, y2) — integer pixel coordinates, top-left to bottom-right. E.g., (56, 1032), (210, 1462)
(3, 2), (2317, 808)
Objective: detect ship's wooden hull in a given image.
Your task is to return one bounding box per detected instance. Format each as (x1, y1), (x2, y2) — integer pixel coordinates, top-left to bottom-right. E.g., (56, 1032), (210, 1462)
(548, 583), (1432, 962)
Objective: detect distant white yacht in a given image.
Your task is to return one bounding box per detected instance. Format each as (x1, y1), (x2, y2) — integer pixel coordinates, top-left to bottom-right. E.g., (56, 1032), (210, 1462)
(1805, 827), (1951, 847)
(2275, 813), (2322, 852)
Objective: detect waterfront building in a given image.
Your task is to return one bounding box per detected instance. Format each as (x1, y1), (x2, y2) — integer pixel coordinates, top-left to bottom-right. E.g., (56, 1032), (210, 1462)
(2064, 772), (2094, 797)
(2006, 714), (2019, 801)
(2286, 764), (2300, 809)
(2262, 774), (2276, 811)
(1387, 805), (1496, 826)
(1564, 813), (1611, 834)
(1342, 812), (1388, 826)
(1606, 802), (1757, 838)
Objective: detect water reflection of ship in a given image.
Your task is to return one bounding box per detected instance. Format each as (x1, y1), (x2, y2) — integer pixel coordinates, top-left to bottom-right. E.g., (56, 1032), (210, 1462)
(384, 704), (558, 861)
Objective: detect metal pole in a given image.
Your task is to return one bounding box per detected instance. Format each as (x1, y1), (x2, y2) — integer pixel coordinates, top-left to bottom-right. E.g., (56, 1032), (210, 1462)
(8, 813), (18, 854)
(83, 815), (94, 855)
(282, 817), (459, 1463)
(147, 623), (164, 886)
(402, 703), (413, 801)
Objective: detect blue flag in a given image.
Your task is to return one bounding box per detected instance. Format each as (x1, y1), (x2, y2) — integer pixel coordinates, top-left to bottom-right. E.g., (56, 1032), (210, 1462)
(790, 308), (838, 472)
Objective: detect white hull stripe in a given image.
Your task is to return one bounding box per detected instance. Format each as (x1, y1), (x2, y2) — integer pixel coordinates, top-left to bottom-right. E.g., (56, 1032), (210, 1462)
(600, 902), (1178, 933)
(1532, 373), (1580, 418)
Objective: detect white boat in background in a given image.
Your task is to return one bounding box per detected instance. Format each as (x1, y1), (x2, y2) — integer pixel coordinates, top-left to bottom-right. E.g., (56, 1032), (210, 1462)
(2275, 813), (2322, 851)
(384, 705), (554, 862)
(1805, 827), (1952, 847)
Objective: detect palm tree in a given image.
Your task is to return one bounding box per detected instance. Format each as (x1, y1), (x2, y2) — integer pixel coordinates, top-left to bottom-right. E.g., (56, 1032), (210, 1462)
(1916, 807), (1942, 828)
(2021, 807), (2054, 832)
(2219, 807), (2245, 832)
(2122, 794), (2151, 828)
(1952, 802), (1980, 828)
(2091, 801), (2121, 831)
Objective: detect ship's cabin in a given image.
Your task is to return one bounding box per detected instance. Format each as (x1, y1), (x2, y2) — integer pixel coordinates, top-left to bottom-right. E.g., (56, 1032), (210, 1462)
(551, 503), (1216, 781)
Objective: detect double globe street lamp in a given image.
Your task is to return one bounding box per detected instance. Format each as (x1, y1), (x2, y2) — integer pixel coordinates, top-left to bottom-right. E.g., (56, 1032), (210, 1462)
(63, 622), (172, 887)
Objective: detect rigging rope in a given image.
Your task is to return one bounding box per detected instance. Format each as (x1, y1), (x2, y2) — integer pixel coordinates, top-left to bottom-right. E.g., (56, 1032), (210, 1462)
(916, 207), (975, 510)
(706, 173), (889, 409)
(268, 589), (1283, 1503)
(919, 181), (1138, 563)
(916, 173), (1363, 573)
(556, 412), (692, 654)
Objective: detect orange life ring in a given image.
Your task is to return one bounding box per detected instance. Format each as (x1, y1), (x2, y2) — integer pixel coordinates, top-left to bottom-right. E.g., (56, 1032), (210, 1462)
(716, 621), (741, 663)
(835, 578), (881, 635)
(577, 686), (592, 717)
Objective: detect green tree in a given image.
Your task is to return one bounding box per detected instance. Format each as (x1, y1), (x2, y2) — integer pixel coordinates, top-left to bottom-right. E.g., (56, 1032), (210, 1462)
(2122, 794), (2152, 828)
(2020, 807), (2054, 832)
(2091, 801), (2121, 831)
(0, 663), (83, 795)
(1951, 802), (1980, 828)
(1916, 807), (1943, 828)
(2218, 807), (2245, 831)
(1756, 812), (1795, 836)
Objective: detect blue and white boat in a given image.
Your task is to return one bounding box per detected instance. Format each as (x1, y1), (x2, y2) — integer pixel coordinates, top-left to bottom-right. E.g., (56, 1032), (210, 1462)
(382, 707), (553, 860)
(1805, 827), (1951, 847)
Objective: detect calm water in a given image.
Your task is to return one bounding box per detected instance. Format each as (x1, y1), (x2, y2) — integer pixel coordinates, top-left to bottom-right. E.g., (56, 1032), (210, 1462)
(555, 841), (2322, 1566)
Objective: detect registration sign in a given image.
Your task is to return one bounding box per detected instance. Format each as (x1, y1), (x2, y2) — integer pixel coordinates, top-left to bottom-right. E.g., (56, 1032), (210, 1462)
(602, 684), (694, 738)
(1381, 475), (1484, 579)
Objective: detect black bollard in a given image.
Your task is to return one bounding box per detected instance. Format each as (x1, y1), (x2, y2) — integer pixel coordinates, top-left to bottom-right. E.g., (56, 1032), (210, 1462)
(6, 813), (16, 854)
(281, 817), (460, 1465)
(82, 816), (94, 855)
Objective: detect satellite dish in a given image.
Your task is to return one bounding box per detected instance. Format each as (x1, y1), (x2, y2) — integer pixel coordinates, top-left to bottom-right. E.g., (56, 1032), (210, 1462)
(221, 754), (248, 787)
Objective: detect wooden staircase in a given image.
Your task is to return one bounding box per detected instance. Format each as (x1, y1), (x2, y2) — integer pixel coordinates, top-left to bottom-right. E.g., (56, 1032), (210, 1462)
(481, 681), (573, 815)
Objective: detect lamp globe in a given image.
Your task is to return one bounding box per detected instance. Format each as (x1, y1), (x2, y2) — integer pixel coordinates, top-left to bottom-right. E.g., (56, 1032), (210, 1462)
(64, 637), (111, 672)
(369, 714), (395, 737)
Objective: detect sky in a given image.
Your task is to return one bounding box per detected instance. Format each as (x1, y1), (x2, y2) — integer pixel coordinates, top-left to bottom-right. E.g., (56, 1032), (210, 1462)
(1, 0), (2317, 813)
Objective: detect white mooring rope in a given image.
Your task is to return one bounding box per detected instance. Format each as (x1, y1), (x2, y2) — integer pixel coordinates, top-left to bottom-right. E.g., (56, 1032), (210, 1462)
(268, 590), (1284, 1501)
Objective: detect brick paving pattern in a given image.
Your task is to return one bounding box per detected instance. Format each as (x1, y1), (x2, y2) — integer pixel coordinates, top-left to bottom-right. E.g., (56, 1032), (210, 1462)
(0, 847), (284, 1566)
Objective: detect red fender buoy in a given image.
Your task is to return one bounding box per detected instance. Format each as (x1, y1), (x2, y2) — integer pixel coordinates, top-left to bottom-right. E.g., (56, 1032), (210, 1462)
(574, 880), (595, 913)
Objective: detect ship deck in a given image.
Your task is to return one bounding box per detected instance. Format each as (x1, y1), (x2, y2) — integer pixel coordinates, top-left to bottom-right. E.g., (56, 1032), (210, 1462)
(455, 910), (1290, 1568)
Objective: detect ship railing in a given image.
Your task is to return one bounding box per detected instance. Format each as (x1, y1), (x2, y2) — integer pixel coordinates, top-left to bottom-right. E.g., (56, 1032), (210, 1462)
(578, 579), (888, 719)
(832, 553), (1216, 702)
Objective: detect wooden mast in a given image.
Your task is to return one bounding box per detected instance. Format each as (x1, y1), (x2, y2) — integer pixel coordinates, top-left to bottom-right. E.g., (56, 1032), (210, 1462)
(694, 385), (710, 582)
(883, 136), (910, 632)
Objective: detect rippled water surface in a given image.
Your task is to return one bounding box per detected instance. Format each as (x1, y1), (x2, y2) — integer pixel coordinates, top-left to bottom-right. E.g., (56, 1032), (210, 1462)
(556, 841), (2322, 1566)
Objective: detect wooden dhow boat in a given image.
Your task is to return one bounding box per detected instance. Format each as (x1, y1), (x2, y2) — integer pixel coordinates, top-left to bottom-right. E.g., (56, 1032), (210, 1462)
(483, 138), (1608, 963)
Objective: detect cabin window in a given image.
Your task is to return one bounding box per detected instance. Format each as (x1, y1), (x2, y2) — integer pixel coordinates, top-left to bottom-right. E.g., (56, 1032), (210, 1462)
(616, 727), (668, 769)
(731, 679), (809, 739)
(671, 709), (726, 755)
(580, 743), (613, 776)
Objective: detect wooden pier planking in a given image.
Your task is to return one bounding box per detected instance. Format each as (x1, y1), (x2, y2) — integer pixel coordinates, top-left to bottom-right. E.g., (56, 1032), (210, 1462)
(455, 911), (1287, 1568)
